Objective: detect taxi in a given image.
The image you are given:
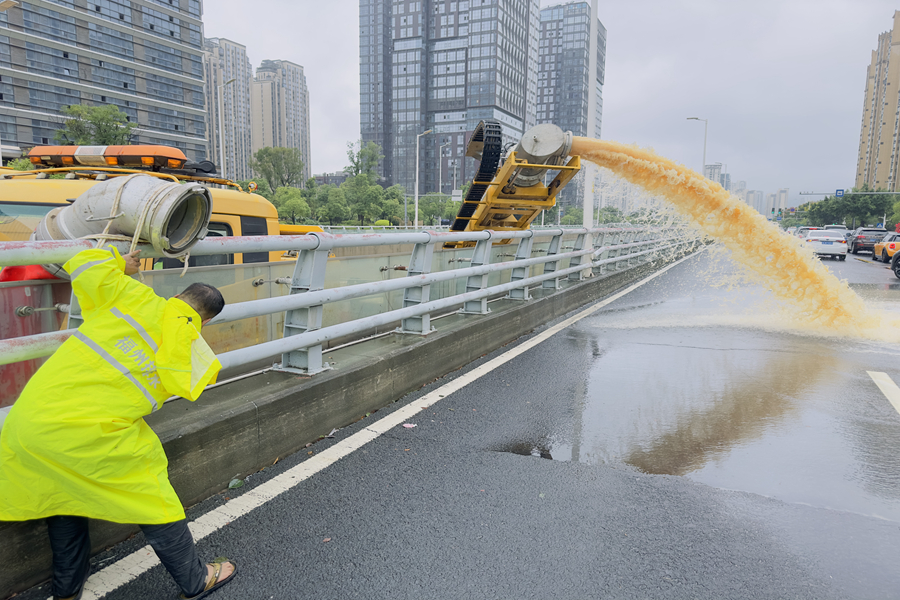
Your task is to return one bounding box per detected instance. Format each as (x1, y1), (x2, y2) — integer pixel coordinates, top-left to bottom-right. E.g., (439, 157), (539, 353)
(872, 232), (900, 262)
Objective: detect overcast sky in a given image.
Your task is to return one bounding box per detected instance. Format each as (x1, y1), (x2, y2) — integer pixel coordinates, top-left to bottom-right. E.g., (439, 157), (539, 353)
(205, 0), (897, 205)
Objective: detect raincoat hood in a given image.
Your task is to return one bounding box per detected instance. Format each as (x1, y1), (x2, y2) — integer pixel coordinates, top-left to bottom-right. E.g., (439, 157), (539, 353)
(156, 297), (221, 401)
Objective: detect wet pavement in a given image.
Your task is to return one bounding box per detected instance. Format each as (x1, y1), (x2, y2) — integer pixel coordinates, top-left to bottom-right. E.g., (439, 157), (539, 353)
(504, 250), (900, 523)
(13, 247), (900, 600)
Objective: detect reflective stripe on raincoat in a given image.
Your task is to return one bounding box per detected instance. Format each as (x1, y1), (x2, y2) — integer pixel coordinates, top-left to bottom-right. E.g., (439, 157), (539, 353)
(0, 246), (221, 524)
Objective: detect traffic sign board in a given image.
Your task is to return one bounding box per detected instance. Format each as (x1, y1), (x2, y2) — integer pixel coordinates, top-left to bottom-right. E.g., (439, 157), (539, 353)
(878, 223), (884, 228)
(836, 189), (844, 197)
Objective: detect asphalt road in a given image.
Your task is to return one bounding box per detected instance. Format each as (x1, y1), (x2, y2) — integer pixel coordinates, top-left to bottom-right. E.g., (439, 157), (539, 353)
(15, 248), (900, 600)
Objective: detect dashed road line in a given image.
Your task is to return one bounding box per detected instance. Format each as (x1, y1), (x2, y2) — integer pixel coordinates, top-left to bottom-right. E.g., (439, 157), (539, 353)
(67, 251), (700, 600)
(867, 371), (900, 415)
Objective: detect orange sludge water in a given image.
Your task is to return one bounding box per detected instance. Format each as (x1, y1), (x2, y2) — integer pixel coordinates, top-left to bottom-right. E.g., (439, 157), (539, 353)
(570, 136), (890, 338)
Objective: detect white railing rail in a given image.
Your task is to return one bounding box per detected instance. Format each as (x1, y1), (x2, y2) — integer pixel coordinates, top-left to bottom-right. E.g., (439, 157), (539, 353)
(0, 226), (702, 373)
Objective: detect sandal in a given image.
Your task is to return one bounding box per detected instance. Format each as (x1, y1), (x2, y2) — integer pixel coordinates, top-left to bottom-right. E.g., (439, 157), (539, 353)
(180, 560), (238, 599)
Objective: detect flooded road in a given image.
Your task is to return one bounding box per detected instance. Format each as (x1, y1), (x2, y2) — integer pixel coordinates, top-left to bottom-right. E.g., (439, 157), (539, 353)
(518, 249), (900, 522)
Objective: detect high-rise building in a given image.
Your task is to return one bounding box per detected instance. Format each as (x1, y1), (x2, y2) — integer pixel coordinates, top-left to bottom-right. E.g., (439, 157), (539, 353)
(746, 190), (764, 214)
(359, 0), (541, 197)
(360, 0), (394, 184)
(856, 11), (900, 191)
(776, 188), (789, 211)
(251, 59), (311, 181)
(537, 1), (606, 210)
(718, 172), (731, 192)
(0, 0), (207, 161)
(704, 163), (722, 183)
(765, 192), (777, 216)
(203, 38), (252, 180)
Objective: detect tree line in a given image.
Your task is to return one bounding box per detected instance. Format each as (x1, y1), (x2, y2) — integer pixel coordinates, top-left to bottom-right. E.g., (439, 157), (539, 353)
(785, 184), (900, 230)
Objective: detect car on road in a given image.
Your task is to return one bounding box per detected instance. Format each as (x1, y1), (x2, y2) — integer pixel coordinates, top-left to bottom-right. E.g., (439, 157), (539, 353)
(847, 227), (888, 254)
(872, 232), (900, 262)
(796, 226), (820, 238)
(804, 229), (848, 260)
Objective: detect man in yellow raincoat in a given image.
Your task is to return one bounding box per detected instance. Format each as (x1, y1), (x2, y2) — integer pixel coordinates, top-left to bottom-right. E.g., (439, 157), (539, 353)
(0, 246), (237, 600)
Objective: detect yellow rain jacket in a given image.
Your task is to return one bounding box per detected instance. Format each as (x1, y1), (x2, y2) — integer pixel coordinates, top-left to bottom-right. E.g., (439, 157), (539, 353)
(0, 246), (221, 524)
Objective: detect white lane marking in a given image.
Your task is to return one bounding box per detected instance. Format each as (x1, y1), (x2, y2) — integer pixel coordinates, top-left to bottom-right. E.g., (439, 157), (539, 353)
(867, 371), (900, 415)
(70, 251), (700, 600)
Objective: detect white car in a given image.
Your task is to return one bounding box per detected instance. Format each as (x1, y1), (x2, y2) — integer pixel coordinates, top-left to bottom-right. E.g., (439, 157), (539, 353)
(804, 229), (848, 260)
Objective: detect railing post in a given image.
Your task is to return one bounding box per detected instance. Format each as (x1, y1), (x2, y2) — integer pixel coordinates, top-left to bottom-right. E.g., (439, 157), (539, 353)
(398, 233), (435, 334)
(507, 232), (534, 301)
(275, 233), (332, 374)
(541, 232), (564, 290)
(459, 233), (493, 315)
(566, 233), (588, 281)
(65, 291), (83, 330)
(592, 231), (609, 276)
(625, 230), (638, 268)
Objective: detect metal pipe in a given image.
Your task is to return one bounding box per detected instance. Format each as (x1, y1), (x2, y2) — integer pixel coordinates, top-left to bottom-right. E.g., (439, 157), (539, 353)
(0, 227), (654, 267)
(0, 330), (73, 364)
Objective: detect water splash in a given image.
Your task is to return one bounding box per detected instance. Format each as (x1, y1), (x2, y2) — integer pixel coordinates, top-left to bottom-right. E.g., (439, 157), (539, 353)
(570, 137), (897, 340)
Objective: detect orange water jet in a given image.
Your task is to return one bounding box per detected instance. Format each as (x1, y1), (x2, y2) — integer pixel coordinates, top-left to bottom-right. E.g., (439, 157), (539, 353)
(571, 137), (888, 336)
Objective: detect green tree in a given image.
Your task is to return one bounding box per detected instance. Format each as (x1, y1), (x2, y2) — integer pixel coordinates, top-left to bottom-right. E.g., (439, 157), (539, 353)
(272, 187), (310, 223)
(561, 207), (583, 226)
(249, 147), (305, 192)
(345, 140), (384, 181)
(417, 193), (449, 225)
(596, 206), (624, 224)
(342, 173), (387, 225)
(380, 185), (405, 224)
(54, 104), (137, 145)
(320, 188), (351, 225)
(7, 158), (34, 171)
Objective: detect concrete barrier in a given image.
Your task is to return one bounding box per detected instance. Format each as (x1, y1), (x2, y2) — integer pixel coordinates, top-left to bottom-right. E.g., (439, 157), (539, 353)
(0, 248), (696, 598)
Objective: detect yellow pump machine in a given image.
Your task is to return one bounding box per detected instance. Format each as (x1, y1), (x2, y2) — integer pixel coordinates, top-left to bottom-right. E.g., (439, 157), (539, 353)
(445, 120), (581, 248)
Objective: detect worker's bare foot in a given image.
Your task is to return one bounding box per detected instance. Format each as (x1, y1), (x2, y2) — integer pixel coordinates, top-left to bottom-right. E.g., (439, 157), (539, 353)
(205, 561), (235, 585)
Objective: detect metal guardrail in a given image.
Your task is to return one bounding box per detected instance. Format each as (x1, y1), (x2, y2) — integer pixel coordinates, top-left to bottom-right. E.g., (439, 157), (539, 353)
(0, 226), (701, 374)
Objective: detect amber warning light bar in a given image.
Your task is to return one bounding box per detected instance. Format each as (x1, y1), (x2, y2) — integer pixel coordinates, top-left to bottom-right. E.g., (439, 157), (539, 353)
(27, 145), (188, 170)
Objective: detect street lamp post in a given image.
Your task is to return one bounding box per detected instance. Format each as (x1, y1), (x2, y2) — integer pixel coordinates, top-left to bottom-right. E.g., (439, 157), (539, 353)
(438, 141), (450, 195)
(414, 128), (433, 227)
(218, 77), (236, 179)
(686, 117), (708, 176)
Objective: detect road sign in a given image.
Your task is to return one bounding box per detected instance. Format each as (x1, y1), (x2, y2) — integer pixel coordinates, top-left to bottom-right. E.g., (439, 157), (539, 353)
(878, 223), (884, 228)
(790, 208), (795, 213)
(836, 189), (844, 197)
(776, 217), (782, 221)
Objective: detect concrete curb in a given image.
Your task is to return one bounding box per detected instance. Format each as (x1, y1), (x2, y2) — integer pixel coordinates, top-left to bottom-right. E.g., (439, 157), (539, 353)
(1, 251), (694, 598)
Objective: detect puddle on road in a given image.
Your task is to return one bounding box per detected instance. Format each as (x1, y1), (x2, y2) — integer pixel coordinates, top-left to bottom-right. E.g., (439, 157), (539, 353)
(490, 258), (900, 521)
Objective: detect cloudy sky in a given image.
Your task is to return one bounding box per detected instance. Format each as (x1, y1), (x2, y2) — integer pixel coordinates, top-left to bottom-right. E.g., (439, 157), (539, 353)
(205, 0), (897, 205)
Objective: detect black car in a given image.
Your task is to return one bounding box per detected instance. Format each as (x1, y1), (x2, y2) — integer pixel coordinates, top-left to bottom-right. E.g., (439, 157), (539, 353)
(847, 227), (888, 254)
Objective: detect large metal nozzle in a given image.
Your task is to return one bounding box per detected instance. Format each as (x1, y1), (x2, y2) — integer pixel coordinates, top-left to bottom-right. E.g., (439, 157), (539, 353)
(34, 175), (212, 278)
(510, 123), (573, 188)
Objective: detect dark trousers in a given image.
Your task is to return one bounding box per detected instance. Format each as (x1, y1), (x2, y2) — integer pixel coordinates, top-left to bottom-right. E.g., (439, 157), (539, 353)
(47, 516), (207, 599)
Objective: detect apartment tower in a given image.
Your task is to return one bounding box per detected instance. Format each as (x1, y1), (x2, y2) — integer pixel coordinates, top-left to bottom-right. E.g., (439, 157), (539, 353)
(0, 0), (207, 160)
(203, 37), (252, 180)
(536, 1), (606, 211)
(856, 11), (900, 191)
(251, 59), (312, 181)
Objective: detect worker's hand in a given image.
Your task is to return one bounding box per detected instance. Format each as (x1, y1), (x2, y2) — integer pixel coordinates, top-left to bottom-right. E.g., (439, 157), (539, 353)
(123, 250), (142, 275)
